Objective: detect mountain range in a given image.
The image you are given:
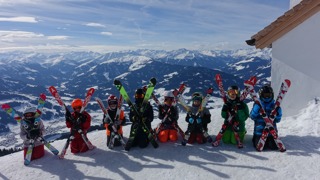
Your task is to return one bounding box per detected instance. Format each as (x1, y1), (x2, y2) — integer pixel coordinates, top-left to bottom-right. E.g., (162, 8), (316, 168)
(0, 48), (271, 135)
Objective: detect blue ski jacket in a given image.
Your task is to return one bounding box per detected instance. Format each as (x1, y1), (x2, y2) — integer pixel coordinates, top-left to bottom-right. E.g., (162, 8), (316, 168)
(250, 99), (282, 136)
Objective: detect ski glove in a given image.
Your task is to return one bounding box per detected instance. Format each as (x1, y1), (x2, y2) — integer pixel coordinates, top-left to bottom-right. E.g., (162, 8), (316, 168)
(142, 117), (147, 123)
(65, 110), (72, 121)
(103, 116), (108, 124)
(36, 136), (43, 142)
(115, 120), (122, 126)
(196, 118), (202, 124)
(75, 112), (86, 123)
(108, 124), (119, 131)
(28, 129), (41, 139)
(229, 109), (236, 117)
(131, 116), (137, 122)
(188, 118), (194, 124)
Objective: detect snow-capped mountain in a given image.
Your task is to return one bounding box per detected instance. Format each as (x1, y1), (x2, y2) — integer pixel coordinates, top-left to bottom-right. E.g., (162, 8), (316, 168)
(0, 48), (271, 140)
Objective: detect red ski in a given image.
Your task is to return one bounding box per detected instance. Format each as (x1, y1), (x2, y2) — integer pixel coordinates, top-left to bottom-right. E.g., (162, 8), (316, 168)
(212, 74), (257, 148)
(245, 79), (291, 152)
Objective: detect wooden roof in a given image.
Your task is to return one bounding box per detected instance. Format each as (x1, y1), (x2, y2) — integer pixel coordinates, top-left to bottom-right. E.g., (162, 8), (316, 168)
(246, 0), (320, 49)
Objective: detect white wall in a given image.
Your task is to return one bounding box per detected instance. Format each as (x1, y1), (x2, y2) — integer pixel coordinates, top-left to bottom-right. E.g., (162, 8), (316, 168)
(271, 12), (320, 116)
(271, 58), (320, 116)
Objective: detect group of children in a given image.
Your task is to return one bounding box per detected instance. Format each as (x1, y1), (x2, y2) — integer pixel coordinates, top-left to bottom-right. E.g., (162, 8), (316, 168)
(18, 83), (283, 162)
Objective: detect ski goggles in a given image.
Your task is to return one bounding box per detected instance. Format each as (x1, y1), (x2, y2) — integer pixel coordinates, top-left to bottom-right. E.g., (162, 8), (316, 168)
(135, 93), (145, 99)
(108, 100), (117, 105)
(192, 96), (202, 101)
(261, 92), (272, 98)
(73, 106), (82, 110)
(24, 112), (35, 119)
(165, 97), (174, 101)
(261, 97), (272, 102)
(227, 89), (238, 96)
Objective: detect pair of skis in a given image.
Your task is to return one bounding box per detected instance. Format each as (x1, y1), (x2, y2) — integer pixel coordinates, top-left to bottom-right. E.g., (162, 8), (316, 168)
(95, 96), (126, 149)
(1, 94), (59, 165)
(174, 83), (214, 145)
(245, 79), (291, 152)
(212, 74), (257, 148)
(114, 78), (159, 151)
(48, 86), (95, 158)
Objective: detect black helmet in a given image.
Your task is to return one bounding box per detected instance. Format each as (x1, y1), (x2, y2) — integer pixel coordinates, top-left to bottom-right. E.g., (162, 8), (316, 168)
(135, 88), (145, 99)
(227, 85), (240, 100)
(259, 85), (274, 102)
(192, 92), (203, 102)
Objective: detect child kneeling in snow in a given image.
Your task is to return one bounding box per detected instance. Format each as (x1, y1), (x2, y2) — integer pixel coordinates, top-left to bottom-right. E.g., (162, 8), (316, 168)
(250, 85), (282, 151)
(156, 91), (179, 143)
(20, 106), (45, 161)
(221, 85), (249, 146)
(184, 92), (211, 144)
(65, 98), (92, 153)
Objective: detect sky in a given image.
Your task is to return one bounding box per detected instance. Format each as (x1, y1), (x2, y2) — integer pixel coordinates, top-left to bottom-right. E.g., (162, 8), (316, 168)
(0, 0), (290, 53)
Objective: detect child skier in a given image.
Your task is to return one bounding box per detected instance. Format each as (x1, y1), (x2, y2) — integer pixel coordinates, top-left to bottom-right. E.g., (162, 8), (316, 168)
(103, 94), (126, 147)
(20, 106), (45, 161)
(65, 98), (92, 153)
(156, 91), (179, 143)
(126, 88), (154, 149)
(221, 86), (249, 145)
(250, 85), (282, 150)
(185, 92), (211, 144)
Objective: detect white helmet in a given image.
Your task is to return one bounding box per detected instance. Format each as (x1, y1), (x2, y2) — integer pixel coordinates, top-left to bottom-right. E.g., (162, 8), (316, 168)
(163, 91), (174, 98)
(23, 106), (37, 115)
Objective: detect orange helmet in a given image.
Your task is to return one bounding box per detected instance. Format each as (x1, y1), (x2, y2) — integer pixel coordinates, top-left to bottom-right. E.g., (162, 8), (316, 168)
(71, 98), (83, 108)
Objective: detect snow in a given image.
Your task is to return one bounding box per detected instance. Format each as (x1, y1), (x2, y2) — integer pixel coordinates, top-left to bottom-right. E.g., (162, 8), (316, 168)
(1, 96), (320, 179)
(235, 58), (254, 65)
(24, 67), (38, 73)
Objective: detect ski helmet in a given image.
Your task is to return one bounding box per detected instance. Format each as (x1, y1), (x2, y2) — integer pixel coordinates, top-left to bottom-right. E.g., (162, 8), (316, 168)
(135, 88), (145, 99)
(163, 91), (174, 98)
(259, 85), (274, 102)
(108, 95), (118, 105)
(192, 92), (203, 102)
(227, 85), (240, 100)
(71, 98), (83, 109)
(163, 91), (174, 105)
(108, 95), (118, 110)
(23, 106), (36, 119)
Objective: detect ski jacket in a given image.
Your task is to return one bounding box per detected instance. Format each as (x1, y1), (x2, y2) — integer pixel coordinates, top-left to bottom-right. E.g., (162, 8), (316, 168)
(129, 102), (154, 129)
(103, 109), (126, 136)
(221, 100), (249, 132)
(20, 118), (45, 148)
(158, 104), (179, 127)
(66, 111), (91, 139)
(185, 105), (211, 132)
(250, 99), (282, 136)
